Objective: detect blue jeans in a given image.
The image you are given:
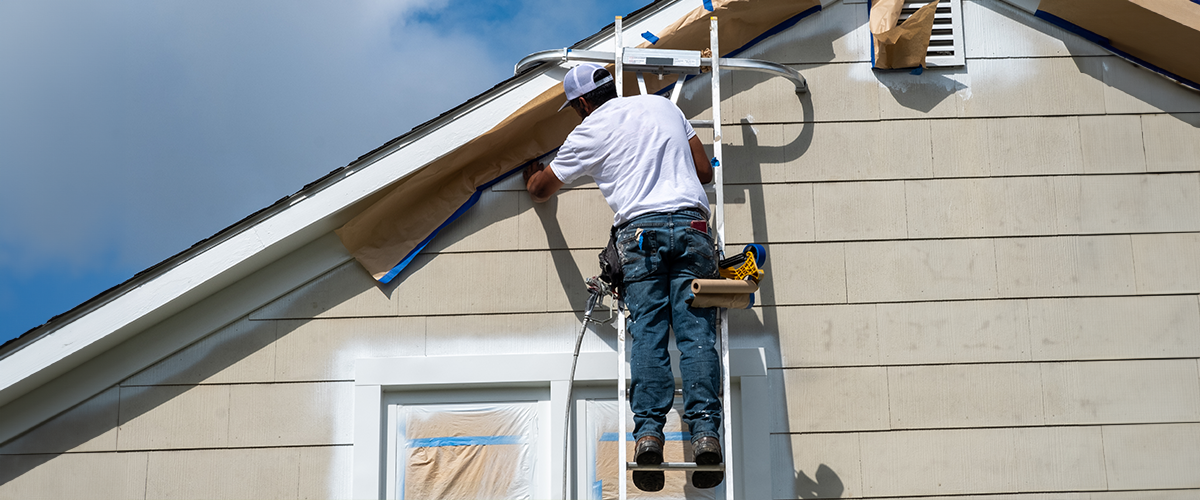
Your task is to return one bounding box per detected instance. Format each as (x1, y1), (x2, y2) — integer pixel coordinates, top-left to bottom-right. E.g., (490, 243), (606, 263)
(617, 208), (722, 444)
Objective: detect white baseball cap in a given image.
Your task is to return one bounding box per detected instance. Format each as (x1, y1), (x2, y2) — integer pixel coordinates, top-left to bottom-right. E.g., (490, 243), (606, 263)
(559, 63), (614, 111)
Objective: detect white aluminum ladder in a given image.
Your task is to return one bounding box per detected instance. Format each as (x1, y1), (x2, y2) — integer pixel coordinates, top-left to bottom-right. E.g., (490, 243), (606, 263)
(516, 14), (806, 500)
(613, 17), (733, 500)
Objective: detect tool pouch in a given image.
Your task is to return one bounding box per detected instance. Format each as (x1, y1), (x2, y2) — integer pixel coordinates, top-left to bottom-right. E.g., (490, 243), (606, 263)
(597, 225), (624, 295)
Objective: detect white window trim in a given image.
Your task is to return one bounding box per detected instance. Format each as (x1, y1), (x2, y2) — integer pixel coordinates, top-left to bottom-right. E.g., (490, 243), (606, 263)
(353, 348), (769, 500)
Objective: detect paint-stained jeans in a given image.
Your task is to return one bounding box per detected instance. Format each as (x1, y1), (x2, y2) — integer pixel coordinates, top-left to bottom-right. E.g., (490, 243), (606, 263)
(617, 208), (722, 444)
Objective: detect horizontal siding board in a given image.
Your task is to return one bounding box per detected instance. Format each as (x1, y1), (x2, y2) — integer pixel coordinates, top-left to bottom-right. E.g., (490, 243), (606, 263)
(273, 317), (425, 382)
(780, 367), (889, 432)
(1102, 60), (1200, 115)
(1029, 295), (1200, 361)
(773, 432), (864, 499)
(761, 242), (848, 306)
(724, 182), (816, 245)
(1132, 233), (1200, 294)
(957, 57), (1107, 118)
(227, 382), (354, 447)
(1103, 423), (1200, 490)
(995, 235), (1136, 298)
(1041, 360), (1200, 425)
(814, 181), (908, 241)
(1142, 113), (1200, 173)
(729, 62), (881, 124)
(887, 363), (1044, 429)
(145, 447), (303, 500)
(251, 260), (395, 320)
(859, 426), (1106, 497)
(845, 239), (998, 303)
(116, 385), (230, 451)
(1079, 114), (1148, 174)
(299, 446), (353, 500)
(425, 312), (611, 357)
(1079, 173), (1200, 234)
(775, 304), (879, 368)
(877, 299), (1032, 365)
(0, 387), (119, 455)
(516, 188), (611, 251)
(125, 318), (277, 386)
(0, 452), (148, 500)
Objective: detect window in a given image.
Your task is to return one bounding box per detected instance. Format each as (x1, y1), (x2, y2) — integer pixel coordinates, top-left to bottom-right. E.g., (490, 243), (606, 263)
(384, 389), (551, 500)
(352, 350), (768, 500)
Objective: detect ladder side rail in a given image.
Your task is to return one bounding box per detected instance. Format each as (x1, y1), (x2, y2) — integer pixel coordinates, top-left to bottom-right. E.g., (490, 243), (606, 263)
(615, 17), (624, 99)
(709, 16), (737, 500)
(615, 17), (628, 500)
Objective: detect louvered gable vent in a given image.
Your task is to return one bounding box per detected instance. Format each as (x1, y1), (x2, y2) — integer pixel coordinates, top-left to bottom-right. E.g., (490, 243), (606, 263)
(897, 0), (965, 67)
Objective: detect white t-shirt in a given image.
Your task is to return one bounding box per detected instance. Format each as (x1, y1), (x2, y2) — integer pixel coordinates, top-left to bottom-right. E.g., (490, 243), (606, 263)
(551, 94), (709, 226)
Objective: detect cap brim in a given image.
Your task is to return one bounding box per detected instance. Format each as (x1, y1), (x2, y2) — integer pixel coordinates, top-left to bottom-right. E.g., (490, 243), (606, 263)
(558, 100), (571, 112)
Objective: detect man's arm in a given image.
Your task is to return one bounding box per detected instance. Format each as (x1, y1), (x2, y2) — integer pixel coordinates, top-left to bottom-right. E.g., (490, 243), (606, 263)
(524, 162), (565, 203)
(689, 136), (713, 184)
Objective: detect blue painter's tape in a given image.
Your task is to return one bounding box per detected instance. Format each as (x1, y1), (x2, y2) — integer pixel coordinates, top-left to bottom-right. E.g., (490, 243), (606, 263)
(593, 481), (603, 499)
(600, 432), (692, 442)
(702, 0), (713, 11)
(642, 31), (659, 45)
(1034, 10), (1199, 92)
(408, 435), (525, 448)
(710, 157), (720, 167)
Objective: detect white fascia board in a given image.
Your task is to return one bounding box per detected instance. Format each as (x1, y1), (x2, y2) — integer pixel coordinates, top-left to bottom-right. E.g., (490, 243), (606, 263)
(0, 0), (697, 408)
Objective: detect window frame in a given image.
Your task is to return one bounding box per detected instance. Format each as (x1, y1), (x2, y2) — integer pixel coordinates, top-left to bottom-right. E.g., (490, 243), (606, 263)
(353, 349), (768, 500)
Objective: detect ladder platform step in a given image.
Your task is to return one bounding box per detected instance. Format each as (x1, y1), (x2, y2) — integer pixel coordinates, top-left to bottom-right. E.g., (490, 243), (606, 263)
(625, 462), (725, 471)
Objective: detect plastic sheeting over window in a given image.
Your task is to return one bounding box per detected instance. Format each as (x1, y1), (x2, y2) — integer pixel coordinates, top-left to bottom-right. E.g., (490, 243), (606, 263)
(397, 403), (539, 500)
(584, 400), (716, 500)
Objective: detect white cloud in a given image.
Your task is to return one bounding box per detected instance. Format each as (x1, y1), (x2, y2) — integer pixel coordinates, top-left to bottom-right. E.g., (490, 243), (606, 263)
(0, 0), (505, 272)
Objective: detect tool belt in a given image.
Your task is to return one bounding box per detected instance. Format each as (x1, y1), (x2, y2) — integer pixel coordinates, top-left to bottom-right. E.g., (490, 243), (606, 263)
(597, 225), (624, 297)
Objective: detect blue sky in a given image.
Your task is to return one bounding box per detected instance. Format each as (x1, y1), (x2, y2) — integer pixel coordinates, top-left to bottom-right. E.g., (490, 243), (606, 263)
(0, 0), (651, 344)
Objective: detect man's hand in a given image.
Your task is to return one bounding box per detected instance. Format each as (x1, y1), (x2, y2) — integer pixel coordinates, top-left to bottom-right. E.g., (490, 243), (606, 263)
(523, 162), (545, 184)
(525, 162), (565, 203)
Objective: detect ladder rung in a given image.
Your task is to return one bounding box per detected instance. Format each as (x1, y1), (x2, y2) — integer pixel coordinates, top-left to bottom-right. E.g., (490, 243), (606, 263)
(689, 119), (714, 127)
(626, 462), (725, 471)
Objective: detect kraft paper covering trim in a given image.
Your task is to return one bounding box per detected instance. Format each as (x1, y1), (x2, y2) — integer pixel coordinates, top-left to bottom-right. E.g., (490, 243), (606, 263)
(401, 403), (537, 499)
(336, 0), (820, 282)
(1038, 0), (1200, 89)
(870, 0), (941, 69)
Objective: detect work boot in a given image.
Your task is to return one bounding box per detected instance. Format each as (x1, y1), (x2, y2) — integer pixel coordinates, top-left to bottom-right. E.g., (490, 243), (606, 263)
(691, 436), (724, 489)
(633, 435), (665, 492)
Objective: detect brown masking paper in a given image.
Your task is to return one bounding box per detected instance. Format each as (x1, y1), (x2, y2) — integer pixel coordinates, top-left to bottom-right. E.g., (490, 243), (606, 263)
(1039, 0), (1200, 87)
(587, 400), (715, 500)
(870, 0), (940, 69)
(402, 404), (537, 499)
(337, 0), (820, 281)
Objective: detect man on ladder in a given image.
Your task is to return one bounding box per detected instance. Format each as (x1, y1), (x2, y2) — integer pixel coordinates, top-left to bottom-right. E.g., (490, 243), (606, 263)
(524, 62), (724, 492)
